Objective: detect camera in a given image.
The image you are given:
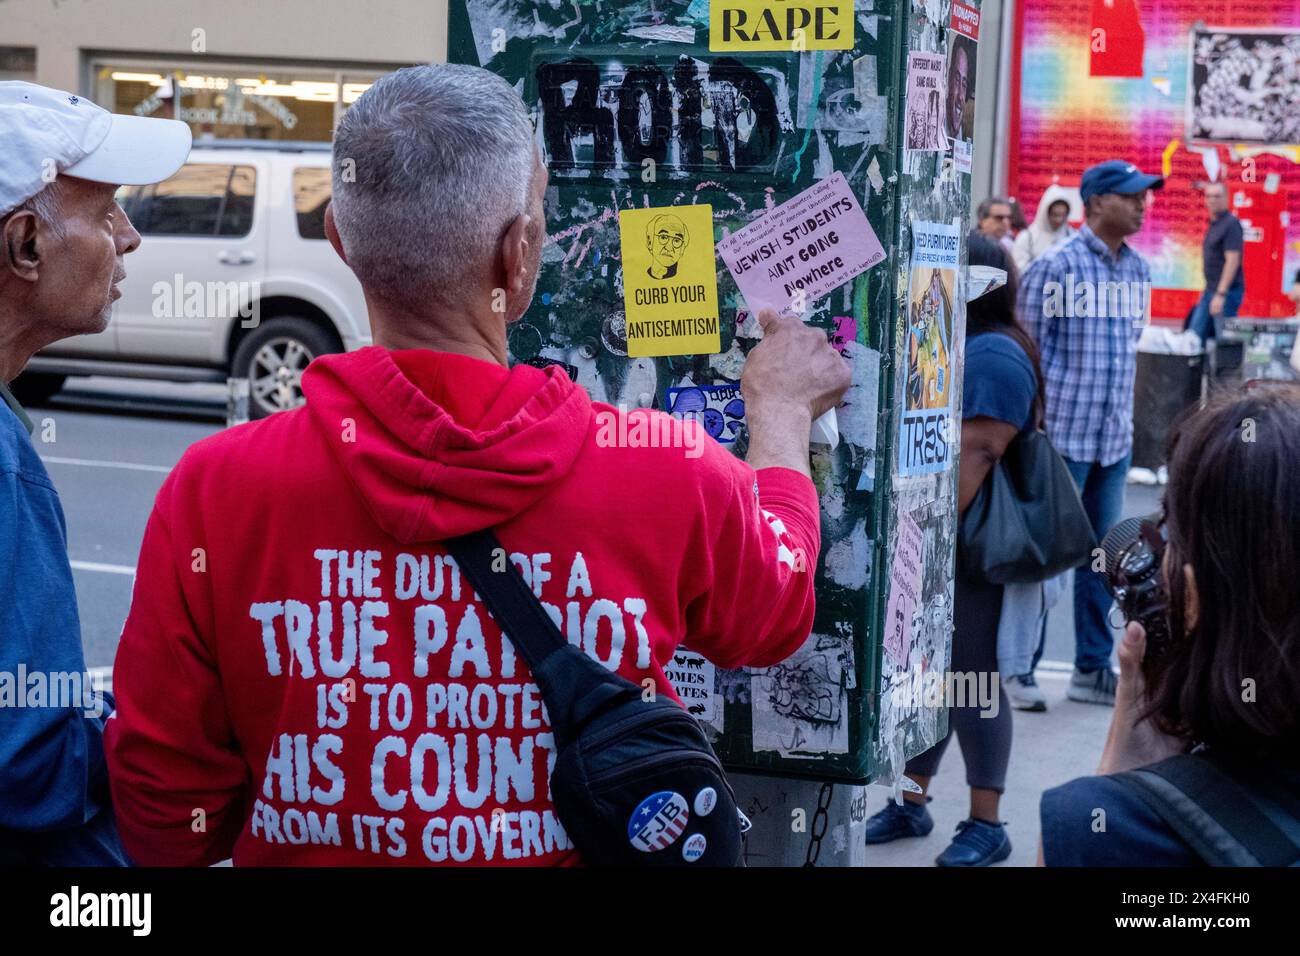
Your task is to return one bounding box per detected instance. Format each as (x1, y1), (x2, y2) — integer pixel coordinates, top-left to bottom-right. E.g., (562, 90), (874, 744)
(1099, 511), (1170, 649)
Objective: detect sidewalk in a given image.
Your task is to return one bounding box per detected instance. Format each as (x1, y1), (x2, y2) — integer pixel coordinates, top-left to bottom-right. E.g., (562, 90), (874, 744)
(863, 668), (1114, 866)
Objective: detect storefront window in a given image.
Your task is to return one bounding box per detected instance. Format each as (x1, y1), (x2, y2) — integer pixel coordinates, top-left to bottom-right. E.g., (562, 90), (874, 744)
(91, 61), (381, 143)
(0, 47), (37, 82)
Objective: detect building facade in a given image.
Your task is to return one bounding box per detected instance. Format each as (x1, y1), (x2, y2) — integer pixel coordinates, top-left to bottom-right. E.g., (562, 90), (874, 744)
(2, 0), (447, 143)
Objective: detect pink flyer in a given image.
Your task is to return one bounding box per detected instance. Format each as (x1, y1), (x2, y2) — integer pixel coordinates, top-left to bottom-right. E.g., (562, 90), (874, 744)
(883, 510), (924, 664)
(717, 171), (885, 317)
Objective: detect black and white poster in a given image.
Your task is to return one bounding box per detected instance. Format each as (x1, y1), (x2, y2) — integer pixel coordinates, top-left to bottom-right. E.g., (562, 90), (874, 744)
(1187, 27), (1300, 146)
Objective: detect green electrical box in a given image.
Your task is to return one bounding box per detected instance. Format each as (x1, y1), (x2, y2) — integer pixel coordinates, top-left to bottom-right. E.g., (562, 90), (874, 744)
(449, 0), (982, 784)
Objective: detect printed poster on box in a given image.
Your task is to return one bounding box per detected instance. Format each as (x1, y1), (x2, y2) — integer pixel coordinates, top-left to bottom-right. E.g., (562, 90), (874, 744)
(897, 221), (960, 478)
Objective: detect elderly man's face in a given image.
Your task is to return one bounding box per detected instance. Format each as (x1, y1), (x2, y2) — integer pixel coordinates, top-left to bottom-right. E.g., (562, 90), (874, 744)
(648, 217), (688, 269)
(980, 202), (1012, 240)
(29, 177), (140, 339)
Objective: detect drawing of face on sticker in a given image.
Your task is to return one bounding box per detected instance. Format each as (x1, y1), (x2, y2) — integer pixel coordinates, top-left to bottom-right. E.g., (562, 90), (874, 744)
(618, 204), (720, 358)
(666, 384), (746, 444)
(628, 791), (690, 852)
(646, 213), (689, 280)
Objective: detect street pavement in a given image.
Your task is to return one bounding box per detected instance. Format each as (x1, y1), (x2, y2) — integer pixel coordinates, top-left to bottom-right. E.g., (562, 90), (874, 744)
(30, 375), (1165, 866)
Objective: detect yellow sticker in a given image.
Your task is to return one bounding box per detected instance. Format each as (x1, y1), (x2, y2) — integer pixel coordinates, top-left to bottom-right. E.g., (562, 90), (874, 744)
(619, 205), (721, 358)
(710, 1), (854, 52)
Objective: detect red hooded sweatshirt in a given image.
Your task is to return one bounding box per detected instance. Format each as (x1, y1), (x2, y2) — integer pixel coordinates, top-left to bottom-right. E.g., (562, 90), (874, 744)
(105, 347), (819, 866)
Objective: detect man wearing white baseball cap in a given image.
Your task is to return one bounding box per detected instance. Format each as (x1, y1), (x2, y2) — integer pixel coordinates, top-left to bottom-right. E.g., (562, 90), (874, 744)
(0, 81), (190, 865)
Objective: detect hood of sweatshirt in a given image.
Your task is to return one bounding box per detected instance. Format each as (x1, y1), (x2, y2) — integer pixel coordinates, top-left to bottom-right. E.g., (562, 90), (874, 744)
(1029, 183), (1083, 240)
(301, 346), (593, 543)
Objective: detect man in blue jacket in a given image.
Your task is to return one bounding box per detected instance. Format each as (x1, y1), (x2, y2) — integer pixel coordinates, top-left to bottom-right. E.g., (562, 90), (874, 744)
(0, 82), (190, 864)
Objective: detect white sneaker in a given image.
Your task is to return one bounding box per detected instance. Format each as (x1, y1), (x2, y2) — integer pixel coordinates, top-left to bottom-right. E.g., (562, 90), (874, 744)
(1004, 673), (1047, 712)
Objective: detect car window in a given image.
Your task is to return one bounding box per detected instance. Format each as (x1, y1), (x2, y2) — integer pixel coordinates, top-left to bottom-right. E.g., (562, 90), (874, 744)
(294, 167), (332, 240)
(123, 164), (257, 237)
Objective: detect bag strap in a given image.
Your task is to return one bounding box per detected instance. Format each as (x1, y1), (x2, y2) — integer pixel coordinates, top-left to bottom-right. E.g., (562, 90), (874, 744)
(1112, 753), (1300, 866)
(445, 529), (642, 748)
(444, 528), (567, 673)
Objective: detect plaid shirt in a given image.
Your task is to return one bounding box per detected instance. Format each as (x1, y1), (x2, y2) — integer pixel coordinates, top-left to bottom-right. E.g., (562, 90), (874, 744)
(1017, 223), (1150, 466)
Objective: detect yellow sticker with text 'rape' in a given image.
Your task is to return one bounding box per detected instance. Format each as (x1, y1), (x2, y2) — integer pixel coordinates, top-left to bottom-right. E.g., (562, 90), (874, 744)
(710, 1), (855, 52)
(619, 204), (721, 358)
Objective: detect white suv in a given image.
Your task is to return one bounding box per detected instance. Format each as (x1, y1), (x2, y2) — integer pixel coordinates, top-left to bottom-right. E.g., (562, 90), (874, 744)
(19, 141), (370, 418)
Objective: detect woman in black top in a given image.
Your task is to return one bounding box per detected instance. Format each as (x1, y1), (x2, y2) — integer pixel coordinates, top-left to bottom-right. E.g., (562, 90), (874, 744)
(1041, 382), (1300, 865)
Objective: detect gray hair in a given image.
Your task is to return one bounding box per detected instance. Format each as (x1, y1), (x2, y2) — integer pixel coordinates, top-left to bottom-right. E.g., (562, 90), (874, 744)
(331, 64), (535, 311)
(1, 181), (66, 242)
(976, 196), (1010, 221)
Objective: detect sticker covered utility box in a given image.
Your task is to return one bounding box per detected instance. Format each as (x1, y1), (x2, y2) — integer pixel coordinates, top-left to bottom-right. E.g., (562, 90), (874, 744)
(449, 0), (982, 784)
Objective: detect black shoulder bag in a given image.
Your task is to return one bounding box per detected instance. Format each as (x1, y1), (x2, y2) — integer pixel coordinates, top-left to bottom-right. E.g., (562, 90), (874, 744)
(958, 428), (1096, 584)
(446, 529), (744, 867)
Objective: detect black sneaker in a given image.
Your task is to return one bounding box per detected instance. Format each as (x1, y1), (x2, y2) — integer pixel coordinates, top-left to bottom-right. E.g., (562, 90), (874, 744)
(934, 818), (1012, 866)
(863, 798), (934, 845)
(1067, 666), (1118, 706)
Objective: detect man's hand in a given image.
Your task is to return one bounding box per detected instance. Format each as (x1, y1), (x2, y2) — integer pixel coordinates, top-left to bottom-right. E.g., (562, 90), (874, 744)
(1096, 622), (1187, 775)
(1210, 292), (1226, 318)
(741, 309), (852, 477)
(743, 309), (851, 420)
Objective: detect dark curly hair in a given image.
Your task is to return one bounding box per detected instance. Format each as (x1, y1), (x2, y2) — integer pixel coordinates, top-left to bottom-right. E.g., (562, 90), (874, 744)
(1148, 382), (1300, 757)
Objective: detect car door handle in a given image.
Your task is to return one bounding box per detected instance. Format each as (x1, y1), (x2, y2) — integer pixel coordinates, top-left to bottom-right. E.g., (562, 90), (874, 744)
(218, 250), (257, 265)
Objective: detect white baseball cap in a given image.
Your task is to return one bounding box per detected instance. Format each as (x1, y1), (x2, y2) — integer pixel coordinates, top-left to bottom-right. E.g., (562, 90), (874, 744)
(0, 81), (192, 217)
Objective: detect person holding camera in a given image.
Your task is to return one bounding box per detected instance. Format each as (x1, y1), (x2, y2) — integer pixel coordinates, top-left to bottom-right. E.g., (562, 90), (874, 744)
(1040, 383), (1300, 866)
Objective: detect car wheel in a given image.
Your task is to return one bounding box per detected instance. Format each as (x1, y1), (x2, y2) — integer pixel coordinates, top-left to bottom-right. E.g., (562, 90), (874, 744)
(232, 318), (339, 419)
(9, 372), (67, 406)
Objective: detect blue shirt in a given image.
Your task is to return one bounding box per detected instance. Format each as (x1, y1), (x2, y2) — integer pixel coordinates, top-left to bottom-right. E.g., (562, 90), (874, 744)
(1017, 223), (1149, 466)
(963, 332), (1037, 433)
(0, 384), (128, 865)
(1041, 774), (1201, 866)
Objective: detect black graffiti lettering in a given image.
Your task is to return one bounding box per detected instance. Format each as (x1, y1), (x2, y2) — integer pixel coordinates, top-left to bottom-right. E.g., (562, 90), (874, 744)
(538, 56), (779, 172)
(617, 65), (672, 166)
(707, 58), (780, 171)
(538, 58), (615, 169)
(672, 55), (704, 167)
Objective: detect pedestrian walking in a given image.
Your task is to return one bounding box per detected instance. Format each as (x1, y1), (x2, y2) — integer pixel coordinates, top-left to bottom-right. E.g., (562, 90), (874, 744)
(1017, 159), (1162, 706)
(864, 235), (1044, 866)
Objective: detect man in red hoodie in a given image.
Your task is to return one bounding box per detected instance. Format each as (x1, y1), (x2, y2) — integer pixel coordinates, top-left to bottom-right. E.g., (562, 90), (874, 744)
(105, 64), (850, 866)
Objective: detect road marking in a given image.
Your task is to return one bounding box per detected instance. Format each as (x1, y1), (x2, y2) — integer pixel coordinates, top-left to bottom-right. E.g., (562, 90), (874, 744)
(1035, 661), (1076, 681)
(40, 455), (171, 474)
(70, 560), (137, 576)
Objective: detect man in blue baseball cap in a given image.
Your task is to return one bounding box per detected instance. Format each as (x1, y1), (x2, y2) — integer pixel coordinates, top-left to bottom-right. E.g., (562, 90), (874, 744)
(0, 81), (190, 864)
(1015, 159), (1161, 707)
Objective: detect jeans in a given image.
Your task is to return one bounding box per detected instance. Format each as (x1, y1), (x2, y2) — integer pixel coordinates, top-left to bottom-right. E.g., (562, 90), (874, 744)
(1063, 453), (1131, 672)
(1188, 285), (1243, 343)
